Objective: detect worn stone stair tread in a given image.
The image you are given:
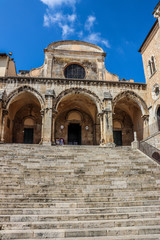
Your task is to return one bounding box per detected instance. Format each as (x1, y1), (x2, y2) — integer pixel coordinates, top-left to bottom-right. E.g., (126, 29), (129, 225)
(1, 206), (160, 216)
(1, 211), (160, 222)
(1, 200), (160, 208)
(1, 225), (160, 236)
(2, 217), (160, 229)
(11, 236), (160, 240)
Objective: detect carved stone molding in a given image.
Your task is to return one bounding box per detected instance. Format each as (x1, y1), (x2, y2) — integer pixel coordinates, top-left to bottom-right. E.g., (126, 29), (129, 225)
(0, 77), (147, 91)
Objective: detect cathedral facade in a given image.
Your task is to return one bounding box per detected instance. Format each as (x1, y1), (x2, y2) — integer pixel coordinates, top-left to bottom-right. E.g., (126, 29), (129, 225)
(0, 2), (160, 147)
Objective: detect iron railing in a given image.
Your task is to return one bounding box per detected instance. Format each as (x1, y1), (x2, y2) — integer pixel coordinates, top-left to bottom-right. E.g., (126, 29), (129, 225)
(139, 141), (160, 164)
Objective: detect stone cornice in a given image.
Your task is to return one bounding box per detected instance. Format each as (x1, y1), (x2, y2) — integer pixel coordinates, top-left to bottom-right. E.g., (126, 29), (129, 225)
(0, 76), (147, 90)
(44, 48), (106, 57)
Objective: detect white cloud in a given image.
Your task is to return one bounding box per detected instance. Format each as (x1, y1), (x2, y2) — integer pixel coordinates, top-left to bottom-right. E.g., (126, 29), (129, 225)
(60, 24), (74, 38)
(85, 15), (96, 31)
(40, 0), (77, 8)
(44, 14), (50, 27)
(101, 40), (111, 48)
(78, 31), (83, 38)
(43, 11), (76, 38)
(41, 0), (111, 47)
(85, 32), (100, 43)
(68, 14), (77, 23)
(84, 32), (111, 49)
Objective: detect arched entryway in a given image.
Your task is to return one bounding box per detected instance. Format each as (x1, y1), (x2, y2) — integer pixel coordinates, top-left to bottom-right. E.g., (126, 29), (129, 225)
(4, 91), (42, 144)
(113, 91), (148, 146)
(55, 92), (100, 145)
(157, 107), (160, 131)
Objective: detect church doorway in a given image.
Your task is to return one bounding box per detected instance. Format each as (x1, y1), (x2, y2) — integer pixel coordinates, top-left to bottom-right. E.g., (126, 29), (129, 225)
(68, 123), (81, 145)
(55, 93), (100, 145)
(113, 131), (122, 146)
(24, 128), (34, 144)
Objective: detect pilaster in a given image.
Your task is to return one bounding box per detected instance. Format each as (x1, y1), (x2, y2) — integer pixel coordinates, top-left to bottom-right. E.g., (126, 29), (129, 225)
(100, 92), (115, 147)
(42, 90), (55, 145)
(51, 110), (58, 145)
(0, 109), (8, 143)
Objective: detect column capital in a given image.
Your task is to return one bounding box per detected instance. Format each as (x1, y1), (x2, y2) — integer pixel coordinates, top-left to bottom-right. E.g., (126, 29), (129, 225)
(103, 92), (113, 101)
(142, 114), (149, 121)
(103, 108), (112, 113)
(2, 109), (8, 117)
(40, 109), (45, 116)
(45, 90), (55, 99)
(98, 112), (103, 117)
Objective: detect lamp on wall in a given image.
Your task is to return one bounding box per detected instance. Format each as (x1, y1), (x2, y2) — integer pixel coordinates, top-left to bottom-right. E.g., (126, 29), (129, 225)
(60, 125), (64, 130)
(85, 126), (89, 131)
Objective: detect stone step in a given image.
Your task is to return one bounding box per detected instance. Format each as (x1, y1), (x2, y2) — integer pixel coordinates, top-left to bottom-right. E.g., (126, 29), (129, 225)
(1, 205), (160, 215)
(8, 235), (160, 240)
(2, 218), (160, 230)
(0, 225), (160, 239)
(1, 200), (160, 208)
(0, 195), (160, 203)
(1, 187), (160, 195)
(1, 211), (160, 222)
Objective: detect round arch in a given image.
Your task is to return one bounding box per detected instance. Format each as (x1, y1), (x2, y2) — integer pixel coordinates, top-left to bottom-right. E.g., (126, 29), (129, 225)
(54, 88), (102, 114)
(3, 86), (43, 144)
(112, 90), (149, 116)
(156, 105), (160, 131)
(6, 85), (45, 110)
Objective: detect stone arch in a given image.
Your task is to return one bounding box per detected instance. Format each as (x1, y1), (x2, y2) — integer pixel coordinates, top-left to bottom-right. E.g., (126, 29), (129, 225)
(3, 86), (43, 144)
(54, 88), (101, 145)
(6, 85), (45, 110)
(112, 90), (149, 116)
(112, 91), (149, 145)
(156, 105), (160, 131)
(54, 88), (102, 114)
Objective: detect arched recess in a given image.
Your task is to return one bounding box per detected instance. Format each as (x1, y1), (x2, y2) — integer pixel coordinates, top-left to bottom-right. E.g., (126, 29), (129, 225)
(54, 88), (102, 114)
(157, 106), (160, 131)
(54, 90), (100, 145)
(112, 91), (148, 116)
(112, 91), (148, 146)
(6, 85), (45, 110)
(4, 87), (43, 144)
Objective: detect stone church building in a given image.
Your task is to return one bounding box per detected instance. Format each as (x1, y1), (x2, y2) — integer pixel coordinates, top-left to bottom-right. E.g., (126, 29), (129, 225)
(0, 2), (160, 147)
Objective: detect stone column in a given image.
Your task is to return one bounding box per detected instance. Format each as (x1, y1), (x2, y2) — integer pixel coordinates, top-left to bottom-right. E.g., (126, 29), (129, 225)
(40, 109), (45, 144)
(51, 110), (57, 145)
(0, 109), (8, 143)
(42, 90), (55, 145)
(100, 92), (115, 147)
(98, 112), (104, 144)
(142, 115), (149, 139)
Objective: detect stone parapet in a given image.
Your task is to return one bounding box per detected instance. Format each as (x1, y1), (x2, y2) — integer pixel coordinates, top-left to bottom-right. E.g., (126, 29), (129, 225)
(0, 76), (147, 90)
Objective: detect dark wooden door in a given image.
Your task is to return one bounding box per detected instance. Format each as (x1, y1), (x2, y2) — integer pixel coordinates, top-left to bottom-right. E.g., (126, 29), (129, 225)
(113, 131), (122, 146)
(24, 128), (34, 144)
(68, 124), (81, 145)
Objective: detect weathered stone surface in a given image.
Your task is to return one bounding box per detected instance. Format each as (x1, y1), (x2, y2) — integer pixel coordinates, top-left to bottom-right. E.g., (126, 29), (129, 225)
(0, 144), (160, 239)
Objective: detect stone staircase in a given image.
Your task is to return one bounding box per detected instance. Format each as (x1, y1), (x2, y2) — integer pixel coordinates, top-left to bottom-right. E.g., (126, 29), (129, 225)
(0, 144), (160, 240)
(145, 131), (160, 150)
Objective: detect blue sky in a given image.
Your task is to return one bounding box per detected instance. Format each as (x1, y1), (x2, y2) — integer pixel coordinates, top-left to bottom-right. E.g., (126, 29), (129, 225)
(0, 0), (158, 82)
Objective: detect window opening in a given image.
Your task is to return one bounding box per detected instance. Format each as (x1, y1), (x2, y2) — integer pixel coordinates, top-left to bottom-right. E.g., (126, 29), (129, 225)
(64, 64), (85, 79)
